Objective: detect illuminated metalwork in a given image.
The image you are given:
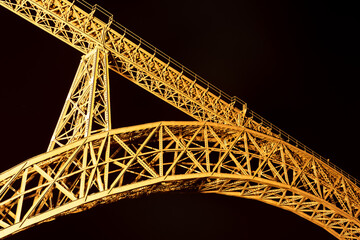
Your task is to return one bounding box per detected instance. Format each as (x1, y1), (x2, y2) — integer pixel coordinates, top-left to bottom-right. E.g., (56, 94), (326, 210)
(1, 122), (360, 239)
(48, 46), (111, 151)
(0, 0), (359, 239)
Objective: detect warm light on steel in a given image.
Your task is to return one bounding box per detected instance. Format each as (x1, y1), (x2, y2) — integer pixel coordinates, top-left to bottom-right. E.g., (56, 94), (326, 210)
(0, 0), (359, 239)
(48, 46), (111, 151)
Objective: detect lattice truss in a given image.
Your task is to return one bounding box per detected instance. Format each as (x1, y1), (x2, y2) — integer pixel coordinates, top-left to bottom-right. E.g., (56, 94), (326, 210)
(0, 0), (360, 240)
(0, 0), (264, 133)
(0, 122), (359, 239)
(48, 47), (111, 151)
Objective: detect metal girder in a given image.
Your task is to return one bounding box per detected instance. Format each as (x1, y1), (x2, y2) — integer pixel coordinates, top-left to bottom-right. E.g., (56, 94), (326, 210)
(0, 0), (255, 130)
(0, 122), (359, 239)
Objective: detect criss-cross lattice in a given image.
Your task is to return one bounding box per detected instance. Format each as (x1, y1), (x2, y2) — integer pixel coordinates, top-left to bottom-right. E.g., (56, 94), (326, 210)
(0, 0), (359, 239)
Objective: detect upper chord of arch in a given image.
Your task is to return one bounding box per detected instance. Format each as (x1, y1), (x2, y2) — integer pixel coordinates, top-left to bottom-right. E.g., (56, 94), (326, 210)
(0, 122), (359, 239)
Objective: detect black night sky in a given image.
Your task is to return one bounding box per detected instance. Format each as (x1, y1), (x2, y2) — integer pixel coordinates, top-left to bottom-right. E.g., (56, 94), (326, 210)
(0, 0), (358, 239)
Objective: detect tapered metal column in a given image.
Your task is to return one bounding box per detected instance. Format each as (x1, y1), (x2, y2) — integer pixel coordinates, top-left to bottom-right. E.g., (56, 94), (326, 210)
(48, 47), (111, 151)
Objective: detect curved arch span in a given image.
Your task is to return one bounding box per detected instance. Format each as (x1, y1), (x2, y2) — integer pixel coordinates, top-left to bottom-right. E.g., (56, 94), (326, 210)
(0, 121), (359, 239)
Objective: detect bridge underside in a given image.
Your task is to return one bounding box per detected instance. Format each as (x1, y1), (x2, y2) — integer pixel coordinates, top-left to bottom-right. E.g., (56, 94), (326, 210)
(0, 121), (359, 239)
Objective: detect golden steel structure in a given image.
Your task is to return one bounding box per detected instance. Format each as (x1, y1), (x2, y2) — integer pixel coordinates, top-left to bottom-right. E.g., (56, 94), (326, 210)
(48, 46), (111, 151)
(0, 0), (359, 239)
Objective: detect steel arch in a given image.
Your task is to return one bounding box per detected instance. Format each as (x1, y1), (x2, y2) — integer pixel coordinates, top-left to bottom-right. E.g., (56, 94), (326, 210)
(0, 121), (359, 239)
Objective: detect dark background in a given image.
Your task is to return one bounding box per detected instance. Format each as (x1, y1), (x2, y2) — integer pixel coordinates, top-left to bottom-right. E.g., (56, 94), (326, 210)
(0, 0), (357, 239)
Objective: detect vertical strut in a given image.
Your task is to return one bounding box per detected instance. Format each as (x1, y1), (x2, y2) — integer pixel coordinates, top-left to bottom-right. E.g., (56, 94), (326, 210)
(48, 46), (111, 151)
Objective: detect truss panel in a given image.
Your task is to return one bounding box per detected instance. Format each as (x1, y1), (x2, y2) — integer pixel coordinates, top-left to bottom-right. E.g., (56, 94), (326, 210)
(0, 0), (255, 129)
(48, 46), (111, 151)
(0, 122), (359, 239)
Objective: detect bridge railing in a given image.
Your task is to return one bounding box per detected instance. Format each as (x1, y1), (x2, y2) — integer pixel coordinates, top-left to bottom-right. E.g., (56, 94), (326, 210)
(74, 0), (359, 187)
